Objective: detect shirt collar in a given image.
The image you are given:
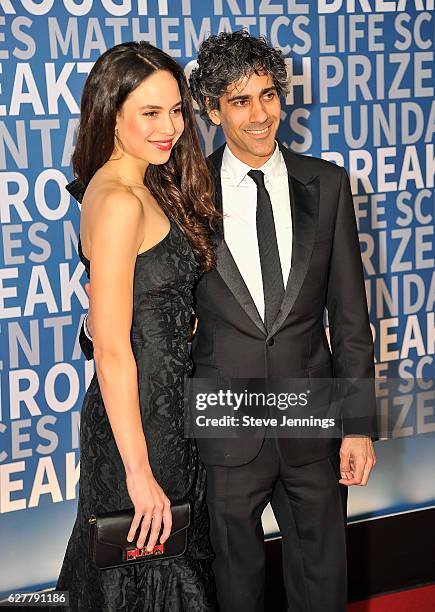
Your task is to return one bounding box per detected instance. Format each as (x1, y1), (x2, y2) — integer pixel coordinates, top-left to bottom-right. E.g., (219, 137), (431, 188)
(222, 141), (283, 187)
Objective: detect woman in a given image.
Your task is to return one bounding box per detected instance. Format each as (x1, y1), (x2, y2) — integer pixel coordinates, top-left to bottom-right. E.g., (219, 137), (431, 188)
(55, 41), (219, 611)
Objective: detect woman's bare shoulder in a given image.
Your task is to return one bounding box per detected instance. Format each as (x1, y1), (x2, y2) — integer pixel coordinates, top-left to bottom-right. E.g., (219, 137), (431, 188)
(80, 174), (145, 256)
(83, 175), (143, 212)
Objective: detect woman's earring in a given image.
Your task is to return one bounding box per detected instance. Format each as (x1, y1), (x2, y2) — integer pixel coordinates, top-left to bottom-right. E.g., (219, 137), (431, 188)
(114, 128), (123, 151)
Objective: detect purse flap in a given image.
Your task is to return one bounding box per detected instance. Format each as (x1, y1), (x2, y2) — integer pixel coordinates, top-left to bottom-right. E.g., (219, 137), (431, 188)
(96, 501), (190, 548)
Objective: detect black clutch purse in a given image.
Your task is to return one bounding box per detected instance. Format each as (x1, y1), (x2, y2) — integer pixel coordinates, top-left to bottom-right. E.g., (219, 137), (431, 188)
(88, 501), (191, 569)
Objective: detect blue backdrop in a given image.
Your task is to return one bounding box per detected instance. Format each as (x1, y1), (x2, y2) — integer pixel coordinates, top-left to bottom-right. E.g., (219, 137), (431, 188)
(0, 0), (434, 595)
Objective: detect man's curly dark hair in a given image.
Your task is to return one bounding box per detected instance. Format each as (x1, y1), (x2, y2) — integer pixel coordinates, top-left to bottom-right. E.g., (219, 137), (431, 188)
(189, 30), (289, 122)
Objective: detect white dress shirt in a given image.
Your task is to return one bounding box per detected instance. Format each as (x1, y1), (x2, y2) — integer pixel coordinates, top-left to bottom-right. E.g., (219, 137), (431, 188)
(221, 143), (293, 321)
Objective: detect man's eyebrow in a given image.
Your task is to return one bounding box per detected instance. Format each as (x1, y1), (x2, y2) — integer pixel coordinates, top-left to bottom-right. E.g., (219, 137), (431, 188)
(226, 87), (277, 103)
(227, 94), (250, 103)
(261, 86), (277, 95)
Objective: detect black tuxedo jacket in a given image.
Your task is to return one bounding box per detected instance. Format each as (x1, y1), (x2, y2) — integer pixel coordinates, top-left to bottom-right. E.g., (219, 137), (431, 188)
(77, 143), (377, 467)
(191, 143), (377, 466)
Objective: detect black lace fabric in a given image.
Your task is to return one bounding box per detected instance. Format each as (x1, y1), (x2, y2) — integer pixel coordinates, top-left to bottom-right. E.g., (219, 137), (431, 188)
(54, 211), (217, 611)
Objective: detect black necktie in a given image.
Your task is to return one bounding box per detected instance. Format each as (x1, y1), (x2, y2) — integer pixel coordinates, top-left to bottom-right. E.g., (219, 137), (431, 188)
(248, 169), (285, 331)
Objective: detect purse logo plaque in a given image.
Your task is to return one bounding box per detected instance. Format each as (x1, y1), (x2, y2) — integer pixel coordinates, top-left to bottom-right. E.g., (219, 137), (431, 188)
(125, 544), (165, 560)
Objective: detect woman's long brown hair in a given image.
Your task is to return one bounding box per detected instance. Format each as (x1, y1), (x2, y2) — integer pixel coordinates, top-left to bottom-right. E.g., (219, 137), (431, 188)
(72, 41), (219, 271)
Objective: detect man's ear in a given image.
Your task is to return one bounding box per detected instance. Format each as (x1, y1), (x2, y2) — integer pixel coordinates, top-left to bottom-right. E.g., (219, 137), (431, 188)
(205, 96), (221, 126)
(208, 110), (221, 126)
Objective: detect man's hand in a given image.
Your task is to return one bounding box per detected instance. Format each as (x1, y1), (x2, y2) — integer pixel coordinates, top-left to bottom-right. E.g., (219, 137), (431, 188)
(85, 282), (93, 337)
(339, 436), (376, 486)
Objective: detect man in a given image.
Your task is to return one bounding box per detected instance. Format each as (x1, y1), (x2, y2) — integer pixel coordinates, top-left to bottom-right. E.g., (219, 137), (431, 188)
(79, 31), (377, 612)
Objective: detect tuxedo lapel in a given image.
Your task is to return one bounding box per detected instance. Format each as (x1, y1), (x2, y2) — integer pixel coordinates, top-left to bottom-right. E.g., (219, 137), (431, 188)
(216, 241), (267, 333)
(266, 149), (320, 339)
(208, 146), (267, 335)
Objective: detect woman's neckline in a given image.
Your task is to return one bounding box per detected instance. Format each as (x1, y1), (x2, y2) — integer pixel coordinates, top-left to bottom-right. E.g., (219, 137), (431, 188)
(78, 219), (173, 265)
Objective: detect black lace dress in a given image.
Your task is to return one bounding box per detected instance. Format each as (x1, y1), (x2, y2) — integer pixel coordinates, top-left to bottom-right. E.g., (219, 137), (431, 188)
(55, 194), (217, 611)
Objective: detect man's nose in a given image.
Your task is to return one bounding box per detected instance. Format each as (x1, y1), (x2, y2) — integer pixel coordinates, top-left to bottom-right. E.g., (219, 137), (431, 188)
(249, 99), (268, 124)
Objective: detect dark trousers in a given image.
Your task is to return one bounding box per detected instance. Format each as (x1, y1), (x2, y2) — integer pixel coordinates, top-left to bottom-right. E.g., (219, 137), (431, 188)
(205, 438), (348, 612)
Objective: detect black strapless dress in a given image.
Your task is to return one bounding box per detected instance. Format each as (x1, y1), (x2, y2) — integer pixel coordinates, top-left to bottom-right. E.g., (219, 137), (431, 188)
(55, 218), (217, 611)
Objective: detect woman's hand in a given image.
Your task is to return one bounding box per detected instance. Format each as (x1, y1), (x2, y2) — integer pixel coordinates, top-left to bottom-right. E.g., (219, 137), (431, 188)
(126, 467), (172, 551)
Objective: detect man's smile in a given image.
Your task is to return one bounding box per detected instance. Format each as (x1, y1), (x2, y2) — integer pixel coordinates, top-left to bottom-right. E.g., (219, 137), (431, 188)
(244, 125), (272, 137)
